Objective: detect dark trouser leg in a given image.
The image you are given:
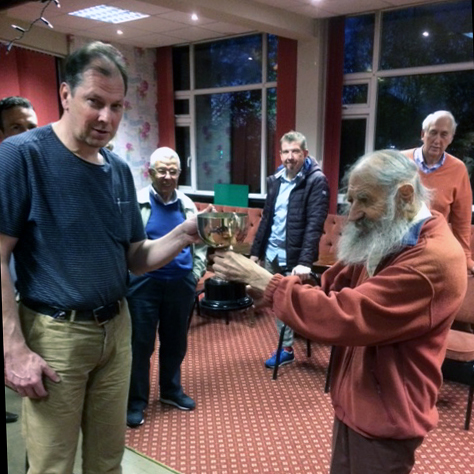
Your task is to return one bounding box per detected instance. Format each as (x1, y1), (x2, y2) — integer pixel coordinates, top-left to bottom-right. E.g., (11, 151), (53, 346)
(158, 273), (196, 396)
(127, 275), (161, 412)
(330, 417), (423, 474)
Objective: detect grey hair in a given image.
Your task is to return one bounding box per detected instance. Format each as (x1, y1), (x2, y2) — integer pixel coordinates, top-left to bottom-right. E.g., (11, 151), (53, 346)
(422, 111), (457, 135)
(280, 130), (307, 151)
(149, 147), (181, 170)
(348, 149), (431, 207)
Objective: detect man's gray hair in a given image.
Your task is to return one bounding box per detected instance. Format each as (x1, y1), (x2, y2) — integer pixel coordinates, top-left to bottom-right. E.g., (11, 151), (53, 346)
(422, 110), (457, 135)
(280, 130), (307, 151)
(349, 149), (431, 206)
(149, 147), (181, 169)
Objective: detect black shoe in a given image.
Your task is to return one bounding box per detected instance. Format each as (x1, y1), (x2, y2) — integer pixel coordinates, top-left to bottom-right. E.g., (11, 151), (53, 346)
(160, 392), (196, 411)
(6, 411), (18, 423)
(126, 409), (145, 428)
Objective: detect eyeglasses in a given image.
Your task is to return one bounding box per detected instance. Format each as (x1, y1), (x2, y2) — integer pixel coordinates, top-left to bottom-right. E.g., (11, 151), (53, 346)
(150, 168), (180, 177)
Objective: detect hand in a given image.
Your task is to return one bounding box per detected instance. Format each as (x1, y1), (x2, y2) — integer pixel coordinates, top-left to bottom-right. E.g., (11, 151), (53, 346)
(182, 205), (215, 245)
(291, 265), (312, 281)
(4, 346), (60, 399)
(212, 250), (273, 292)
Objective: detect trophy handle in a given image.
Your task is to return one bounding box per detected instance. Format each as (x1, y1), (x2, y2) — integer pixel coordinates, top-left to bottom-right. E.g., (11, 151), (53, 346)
(228, 212), (239, 251)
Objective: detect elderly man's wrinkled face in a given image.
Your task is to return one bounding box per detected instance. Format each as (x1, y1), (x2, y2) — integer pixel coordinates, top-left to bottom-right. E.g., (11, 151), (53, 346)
(345, 174), (387, 229)
(149, 156), (181, 199)
(338, 172), (412, 266)
(421, 117), (454, 164)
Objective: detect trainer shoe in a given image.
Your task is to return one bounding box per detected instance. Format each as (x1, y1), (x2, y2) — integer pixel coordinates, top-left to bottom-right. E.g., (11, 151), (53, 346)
(265, 348), (295, 368)
(127, 409), (145, 428)
(160, 392), (196, 411)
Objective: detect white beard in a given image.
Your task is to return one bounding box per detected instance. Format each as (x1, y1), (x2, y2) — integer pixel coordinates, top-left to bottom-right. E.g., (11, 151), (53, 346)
(337, 209), (412, 271)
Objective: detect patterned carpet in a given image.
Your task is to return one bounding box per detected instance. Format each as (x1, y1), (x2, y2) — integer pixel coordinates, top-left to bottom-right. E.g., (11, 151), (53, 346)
(125, 310), (474, 474)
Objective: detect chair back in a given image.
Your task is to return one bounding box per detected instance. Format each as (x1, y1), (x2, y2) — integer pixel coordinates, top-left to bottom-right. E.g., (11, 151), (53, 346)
(453, 276), (474, 325)
(315, 214), (346, 266)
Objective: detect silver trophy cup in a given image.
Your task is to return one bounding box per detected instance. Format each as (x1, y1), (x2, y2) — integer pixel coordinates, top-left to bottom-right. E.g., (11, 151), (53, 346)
(197, 212), (253, 311)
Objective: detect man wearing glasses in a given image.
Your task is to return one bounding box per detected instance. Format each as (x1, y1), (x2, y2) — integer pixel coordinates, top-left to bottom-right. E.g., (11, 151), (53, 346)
(250, 131), (329, 368)
(126, 147), (207, 428)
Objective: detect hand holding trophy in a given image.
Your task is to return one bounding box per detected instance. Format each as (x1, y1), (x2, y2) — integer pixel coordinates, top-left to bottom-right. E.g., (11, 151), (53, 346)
(197, 212), (254, 311)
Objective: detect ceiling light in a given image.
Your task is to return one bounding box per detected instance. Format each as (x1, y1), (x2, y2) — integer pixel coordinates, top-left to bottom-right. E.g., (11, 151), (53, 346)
(191, 13), (199, 21)
(422, 31), (429, 37)
(69, 5), (149, 24)
(117, 30), (123, 35)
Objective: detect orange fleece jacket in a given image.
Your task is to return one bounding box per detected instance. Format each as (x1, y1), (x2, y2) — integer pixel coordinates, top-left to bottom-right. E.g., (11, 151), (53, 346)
(402, 149), (473, 271)
(263, 213), (466, 439)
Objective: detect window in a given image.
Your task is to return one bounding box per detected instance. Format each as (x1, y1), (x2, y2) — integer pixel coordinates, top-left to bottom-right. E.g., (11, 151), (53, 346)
(343, 15), (374, 74)
(194, 35), (263, 88)
(380, 1), (473, 69)
(172, 34), (277, 196)
(341, 0), (474, 201)
(376, 70), (474, 154)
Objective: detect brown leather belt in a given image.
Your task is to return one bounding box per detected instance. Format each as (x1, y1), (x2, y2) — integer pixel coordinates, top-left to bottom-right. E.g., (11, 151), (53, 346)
(22, 298), (121, 326)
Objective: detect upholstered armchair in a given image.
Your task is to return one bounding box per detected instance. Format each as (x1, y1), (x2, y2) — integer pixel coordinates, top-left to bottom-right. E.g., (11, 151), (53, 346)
(441, 275), (474, 430)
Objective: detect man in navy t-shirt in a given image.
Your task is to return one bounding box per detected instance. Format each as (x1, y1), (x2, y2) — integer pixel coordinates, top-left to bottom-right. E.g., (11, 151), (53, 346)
(1, 42), (202, 473)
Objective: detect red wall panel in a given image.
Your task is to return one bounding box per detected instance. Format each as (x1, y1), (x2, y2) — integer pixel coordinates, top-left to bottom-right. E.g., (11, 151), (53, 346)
(0, 46), (60, 126)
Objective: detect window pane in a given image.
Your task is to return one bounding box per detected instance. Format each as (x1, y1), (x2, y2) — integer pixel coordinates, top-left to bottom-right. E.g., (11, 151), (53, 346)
(380, 0), (474, 69)
(344, 14), (375, 74)
(194, 35), (263, 89)
(175, 126), (191, 186)
(195, 91), (262, 193)
(172, 46), (190, 91)
(174, 99), (189, 115)
(375, 71), (474, 165)
(267, 34), (278, 82)
(342, 84), (368, 105)
(339, 118), (367, 190)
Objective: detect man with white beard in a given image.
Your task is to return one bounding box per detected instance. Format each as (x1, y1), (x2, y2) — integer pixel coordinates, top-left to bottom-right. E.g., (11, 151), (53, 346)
(211, 150), (467, 474)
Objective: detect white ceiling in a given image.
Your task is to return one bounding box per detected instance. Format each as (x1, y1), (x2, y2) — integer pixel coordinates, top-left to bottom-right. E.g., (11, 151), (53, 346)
(1, 0), (440, 48)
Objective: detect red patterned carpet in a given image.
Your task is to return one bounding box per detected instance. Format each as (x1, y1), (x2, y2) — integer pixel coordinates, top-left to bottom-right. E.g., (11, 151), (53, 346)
(125, 310), (474, 474)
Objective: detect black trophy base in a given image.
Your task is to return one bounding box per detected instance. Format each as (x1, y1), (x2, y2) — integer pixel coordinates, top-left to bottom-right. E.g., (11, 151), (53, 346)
(200, 277), (253, 312)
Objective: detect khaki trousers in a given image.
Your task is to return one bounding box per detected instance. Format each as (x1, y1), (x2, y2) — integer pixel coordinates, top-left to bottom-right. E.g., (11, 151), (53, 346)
(20, 301), (132, 474)
(330, 417), (424, 474)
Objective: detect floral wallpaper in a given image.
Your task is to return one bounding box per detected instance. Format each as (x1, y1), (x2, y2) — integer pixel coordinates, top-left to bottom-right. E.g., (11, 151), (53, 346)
(70, 36), (158, 191)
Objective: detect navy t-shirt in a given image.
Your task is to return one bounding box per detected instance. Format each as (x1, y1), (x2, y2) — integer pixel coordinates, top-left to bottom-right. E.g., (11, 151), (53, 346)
(0, 125), (146, 309)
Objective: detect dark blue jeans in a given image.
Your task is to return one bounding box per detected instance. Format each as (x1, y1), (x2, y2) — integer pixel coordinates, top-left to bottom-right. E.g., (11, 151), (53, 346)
(126, 272), (196, 412)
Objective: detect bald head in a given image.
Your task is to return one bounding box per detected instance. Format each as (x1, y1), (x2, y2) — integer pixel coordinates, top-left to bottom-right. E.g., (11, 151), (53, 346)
(148, 147), (181, 203)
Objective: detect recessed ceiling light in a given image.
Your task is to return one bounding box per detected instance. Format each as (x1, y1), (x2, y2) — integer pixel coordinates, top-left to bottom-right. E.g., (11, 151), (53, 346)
(69, 5), (149, 24)
(117, 30), (123, 35)
(191, 13), (199, 21)
(422, 31), (429, 37)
